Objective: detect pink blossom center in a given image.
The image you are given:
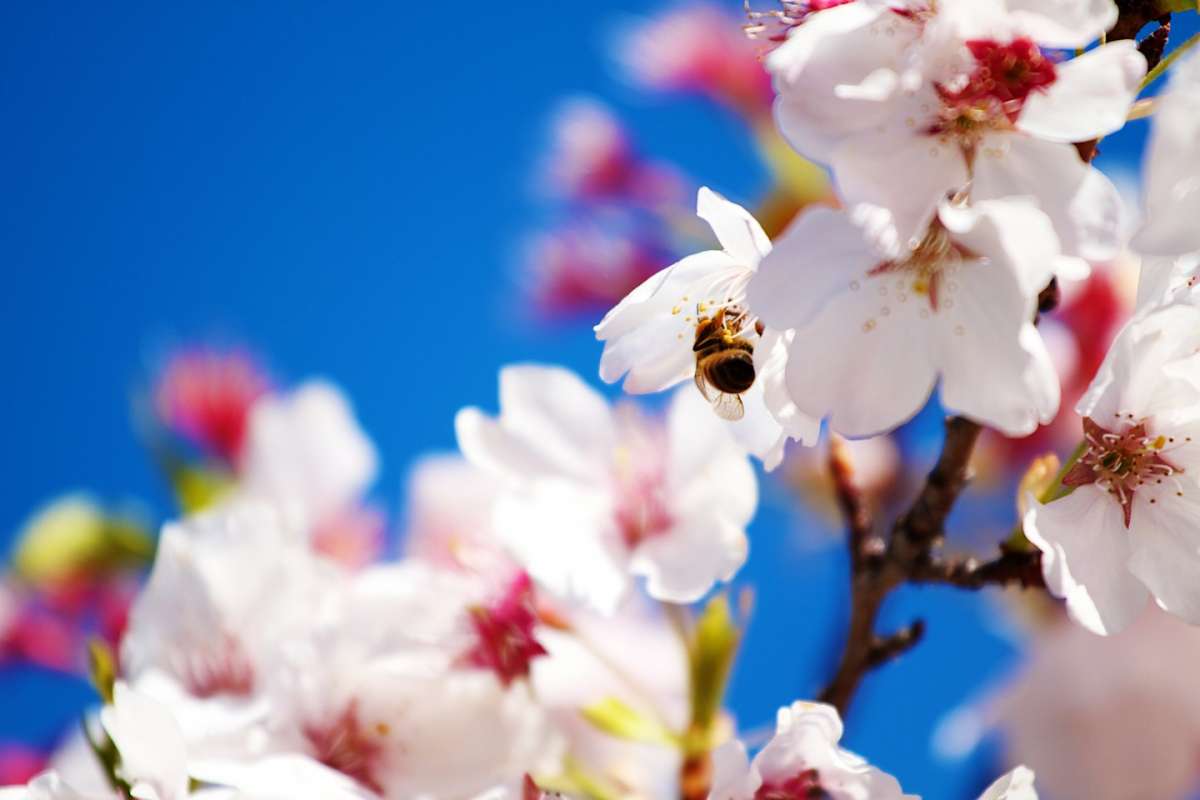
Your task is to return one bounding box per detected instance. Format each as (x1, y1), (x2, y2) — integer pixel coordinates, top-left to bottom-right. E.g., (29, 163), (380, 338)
(303, 703), (385, 795)
(461, 572), (548, 687)
(1064, 417), (1186, 528)
(868, 221), (973, 312)
(612, 416), (675, 550)
(755, 769), (831, 799)
(929, 38), (1056, 141)
(177, 633), (255, 698)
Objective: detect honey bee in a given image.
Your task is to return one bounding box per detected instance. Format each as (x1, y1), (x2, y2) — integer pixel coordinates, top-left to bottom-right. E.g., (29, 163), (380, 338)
(692, 307), (762, 421)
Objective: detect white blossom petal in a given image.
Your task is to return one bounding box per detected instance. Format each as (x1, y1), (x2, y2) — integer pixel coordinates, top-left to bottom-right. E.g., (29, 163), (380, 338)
(631, 512), (747, 604)
(1133, 50), (1200, 258)
(748, 205), (884, 332)
(1129, 481), (1200, 625)
(831, 130), (968, 248)
(1025, 488), (1149, 635)
(973, 133), (1124, 263)
(1018, 42), (1145, 143)
(697, 187), (770, 267)
(936, 265), (1059, 436)
(1003, 0), (1117, 48)
(768, 3), (918, 161)
(783, 273), (940, 438)
(101, 683), (190, 800)
(596, 250), (744, 393)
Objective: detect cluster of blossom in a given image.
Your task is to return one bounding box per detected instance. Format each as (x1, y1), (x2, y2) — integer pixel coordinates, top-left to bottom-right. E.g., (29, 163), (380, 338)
(2, 357), (1034, 799)
(524, 4), (832, 320)
(9, 0), (1200, 797)
(597, 0), (1200, 640)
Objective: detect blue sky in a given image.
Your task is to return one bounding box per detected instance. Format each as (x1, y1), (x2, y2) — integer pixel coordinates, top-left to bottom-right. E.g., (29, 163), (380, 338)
(1, 3), (1188, 797)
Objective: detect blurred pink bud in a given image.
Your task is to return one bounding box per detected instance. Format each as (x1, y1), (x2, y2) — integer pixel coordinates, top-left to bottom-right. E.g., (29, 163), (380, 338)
(154, 348), (271, 463)
(312, 504), (387, 570)
(1056, 270), (1131, 399)
(618, 4), (773, 118)
(543, 99), (683, 206)
(0, 590), (78, 672)
(95, 578), (138, 652)
(0, 745), (47, 785)
(526, 226), (666, 319)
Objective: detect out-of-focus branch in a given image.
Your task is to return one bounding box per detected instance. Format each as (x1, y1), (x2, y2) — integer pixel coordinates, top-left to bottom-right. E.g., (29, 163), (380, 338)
(820, 270), (1069, 714)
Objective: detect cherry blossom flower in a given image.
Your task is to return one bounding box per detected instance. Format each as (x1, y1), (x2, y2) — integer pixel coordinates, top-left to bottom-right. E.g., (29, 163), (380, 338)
(707, 700), (916, 799)
(532, 603), (688, 798)
(993, 608), (1200, 800)
(748, 198), (1062, 437)
(256, 562), (562, 798)
(457, 364), (757, 612)
(400, 456), (686, 797)
(120, 502), (343, 755)
(596, 187), (819, 467)
(617, 5), (773, 118)
(709, 700), (1037, 799)
(153, 348), (270, 465)
(239, 380), (378, 533)
(541, 99), (682, 207)
(1025, 299), (1200, 634)
(767, 0), (1140, 260)
(526, 225), (669, 320)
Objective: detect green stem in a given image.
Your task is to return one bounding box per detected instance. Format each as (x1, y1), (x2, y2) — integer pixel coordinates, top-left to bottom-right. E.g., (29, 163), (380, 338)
(1141, 31), (1200, 92)
(1006, 439), (1088, 549)
(1042, 439), (1088, 504)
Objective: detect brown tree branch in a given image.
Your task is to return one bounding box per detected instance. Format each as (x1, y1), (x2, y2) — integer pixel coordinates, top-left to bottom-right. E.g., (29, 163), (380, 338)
(819, 417), (983, 713)
(1076, 5), (1173, 162)
(911, 547), (1045, 590)
(828, 435), (876, 571)
(816, 0), (1165, 723)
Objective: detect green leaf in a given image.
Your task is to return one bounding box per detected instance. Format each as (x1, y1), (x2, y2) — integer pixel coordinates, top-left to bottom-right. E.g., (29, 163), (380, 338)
(579, 697), (680, 747)
(1157, 0), (1197, 13)
(688, 595), (740, 733)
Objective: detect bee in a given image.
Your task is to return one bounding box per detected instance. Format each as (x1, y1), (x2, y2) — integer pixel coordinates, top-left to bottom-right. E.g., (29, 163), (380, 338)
(692, 307), (762, 421)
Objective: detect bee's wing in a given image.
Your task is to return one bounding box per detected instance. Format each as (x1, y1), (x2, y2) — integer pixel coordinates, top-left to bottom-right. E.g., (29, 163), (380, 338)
(711, 391), (745, 421)
(695, 363), (717, 402)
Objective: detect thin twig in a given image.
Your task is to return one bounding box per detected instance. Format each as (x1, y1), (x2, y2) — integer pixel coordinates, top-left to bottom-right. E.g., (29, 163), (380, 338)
(1142, 29), (1200, 91)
